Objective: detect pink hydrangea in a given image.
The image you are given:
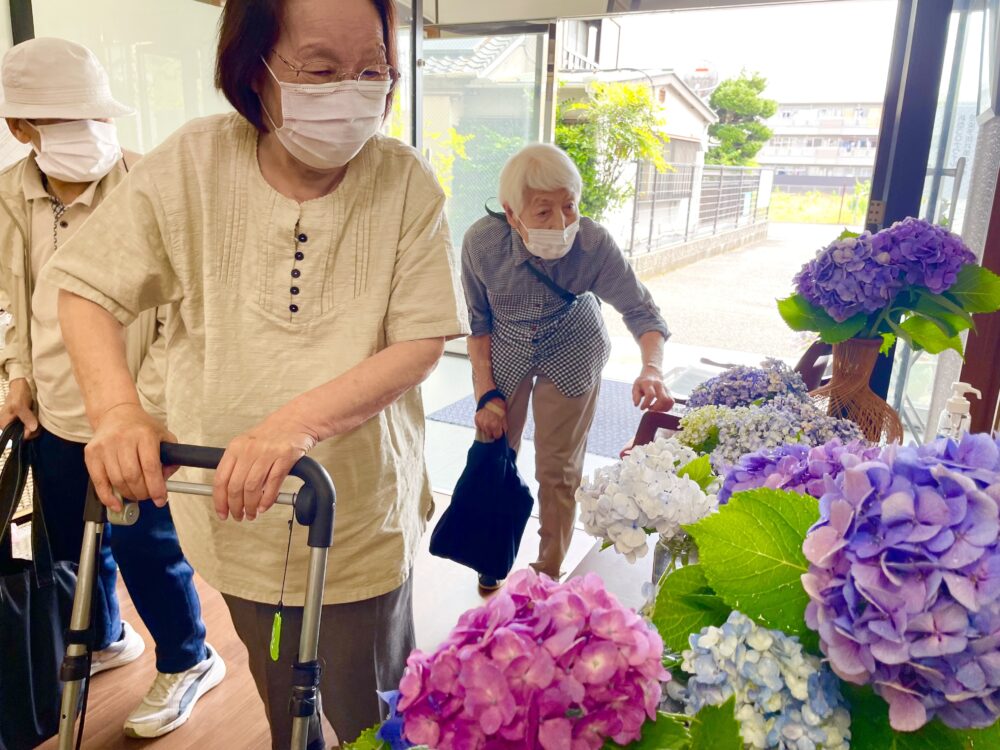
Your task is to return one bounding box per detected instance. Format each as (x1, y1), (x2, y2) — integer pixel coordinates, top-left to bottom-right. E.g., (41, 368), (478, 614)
(397, 569), (668, 749)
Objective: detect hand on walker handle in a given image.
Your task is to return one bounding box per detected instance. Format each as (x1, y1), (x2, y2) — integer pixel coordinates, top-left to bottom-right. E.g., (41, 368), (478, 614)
(85, 402), (178, 511)
(0, 378), (39, 438)
(212, 407), (318, 523)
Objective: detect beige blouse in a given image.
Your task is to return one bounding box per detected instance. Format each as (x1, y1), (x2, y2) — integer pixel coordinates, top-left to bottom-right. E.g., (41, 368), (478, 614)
(44, 113), (469, 605)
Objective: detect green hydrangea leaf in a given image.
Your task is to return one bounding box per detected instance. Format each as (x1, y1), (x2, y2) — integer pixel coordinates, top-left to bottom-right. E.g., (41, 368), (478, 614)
(777, 294), (868, 343)
(678, 455), (716, 493)
(342, 726), (385, 750)
(912, 293), (975, 333)
(652, 564), (731, 654)
(898, 315), (965, 356)
(685, 488), (820, 651)
(958, 723), (1000, 749)
(880, 332), (897, 356)
(845, 684), (979, 750)
(689, 697), (743, 750)
(947, 264), (1000, 314)
(605, 712), (691, 749)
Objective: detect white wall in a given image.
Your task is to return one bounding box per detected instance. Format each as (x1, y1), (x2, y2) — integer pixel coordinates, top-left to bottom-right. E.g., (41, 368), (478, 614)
(0, 0), (32, 169)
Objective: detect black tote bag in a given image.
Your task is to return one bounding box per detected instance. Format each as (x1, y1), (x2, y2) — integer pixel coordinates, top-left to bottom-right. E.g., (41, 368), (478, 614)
(429, 435), (534, 580)
(0, 420), (77, 750)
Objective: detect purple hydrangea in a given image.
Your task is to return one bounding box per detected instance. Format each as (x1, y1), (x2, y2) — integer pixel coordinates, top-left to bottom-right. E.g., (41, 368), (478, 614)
(687, 359), (810, 409)
(718, 439), (880, 504)
(801, 432), (1000, 732)
(795, 233), (903, 322)
(871, 218), (977, 294)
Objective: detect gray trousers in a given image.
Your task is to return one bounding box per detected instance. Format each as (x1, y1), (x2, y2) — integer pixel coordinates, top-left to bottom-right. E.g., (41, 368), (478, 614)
(223, 574), (415, 749)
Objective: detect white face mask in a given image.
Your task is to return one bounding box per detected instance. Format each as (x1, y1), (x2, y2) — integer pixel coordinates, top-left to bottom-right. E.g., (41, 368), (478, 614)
(30, 120), (121, 183)
(518, 216), (580, 260)
(261, 59), (389, 170)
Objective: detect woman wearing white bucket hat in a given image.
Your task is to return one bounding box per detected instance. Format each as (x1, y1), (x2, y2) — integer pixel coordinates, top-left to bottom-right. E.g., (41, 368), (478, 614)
(0, 38), (223, 741)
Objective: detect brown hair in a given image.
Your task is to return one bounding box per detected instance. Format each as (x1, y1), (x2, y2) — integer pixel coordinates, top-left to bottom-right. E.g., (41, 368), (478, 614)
(215, 0), (398, 132)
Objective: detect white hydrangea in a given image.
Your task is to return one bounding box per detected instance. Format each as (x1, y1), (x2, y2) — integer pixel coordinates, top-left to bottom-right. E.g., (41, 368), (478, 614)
(576, 436), (718, 562)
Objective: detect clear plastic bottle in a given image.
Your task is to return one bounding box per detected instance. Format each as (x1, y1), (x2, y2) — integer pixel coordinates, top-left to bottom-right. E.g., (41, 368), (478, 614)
(935, 382), (982, 439)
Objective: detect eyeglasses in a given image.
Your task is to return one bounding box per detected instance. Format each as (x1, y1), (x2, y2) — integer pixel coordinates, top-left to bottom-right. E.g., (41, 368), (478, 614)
(271, 49), (399, 97)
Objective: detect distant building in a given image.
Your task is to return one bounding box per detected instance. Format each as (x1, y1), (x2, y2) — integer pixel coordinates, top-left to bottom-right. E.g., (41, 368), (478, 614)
(558, 68), (718, 164)
(756, 101), (883, 183)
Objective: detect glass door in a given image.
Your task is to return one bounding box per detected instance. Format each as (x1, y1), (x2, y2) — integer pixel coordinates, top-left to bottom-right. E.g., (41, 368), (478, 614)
(887, 0), (1000, 442)
(421, 29), (547, 245)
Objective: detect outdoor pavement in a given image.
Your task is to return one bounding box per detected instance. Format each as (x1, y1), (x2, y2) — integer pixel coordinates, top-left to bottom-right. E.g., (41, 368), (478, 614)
(604, 222), (838, 374)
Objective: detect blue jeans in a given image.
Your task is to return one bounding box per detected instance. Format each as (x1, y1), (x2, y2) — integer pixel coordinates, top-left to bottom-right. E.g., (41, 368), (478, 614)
(29, 428), (207, 673)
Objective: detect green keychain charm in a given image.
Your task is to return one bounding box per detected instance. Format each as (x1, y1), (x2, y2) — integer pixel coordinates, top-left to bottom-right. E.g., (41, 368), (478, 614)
(270, 610), (283, 662)
(271, 519), (294, 662)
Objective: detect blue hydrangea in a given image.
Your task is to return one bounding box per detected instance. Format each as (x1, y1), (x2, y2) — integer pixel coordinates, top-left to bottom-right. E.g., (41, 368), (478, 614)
(679, 398), (862, 473)
(677, 612), (852, 750)
(688, 359), (810, 409)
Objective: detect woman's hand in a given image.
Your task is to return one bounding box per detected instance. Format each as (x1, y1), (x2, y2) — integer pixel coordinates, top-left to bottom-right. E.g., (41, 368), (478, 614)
(0, 378), (38, 438)
(213, 407), (319, 522)
(85, 403), (177, 511)
(474, 398), (507, 441)
(633, 365), (674, 412)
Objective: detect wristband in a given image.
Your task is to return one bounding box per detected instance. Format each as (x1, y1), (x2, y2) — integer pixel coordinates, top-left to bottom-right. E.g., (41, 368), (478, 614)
(476, 389), (506, 412)
(484, 401), (506, 418)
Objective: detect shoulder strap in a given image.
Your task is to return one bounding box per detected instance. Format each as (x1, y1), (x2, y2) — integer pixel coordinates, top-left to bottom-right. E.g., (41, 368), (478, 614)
(0, 419), (27, 548)
(483, 205), (578, 305)
(523, 260), (577, 304)
(0, 420), (57, 585)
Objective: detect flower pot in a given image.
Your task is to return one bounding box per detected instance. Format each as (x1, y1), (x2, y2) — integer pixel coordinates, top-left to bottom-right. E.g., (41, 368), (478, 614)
(651, 532), (698, 585)
(809, 338), (903, 444)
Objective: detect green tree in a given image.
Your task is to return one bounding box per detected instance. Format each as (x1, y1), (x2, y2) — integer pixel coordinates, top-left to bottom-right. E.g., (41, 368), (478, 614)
(706, 72), (778, 166)
(555, 81), (668, 222)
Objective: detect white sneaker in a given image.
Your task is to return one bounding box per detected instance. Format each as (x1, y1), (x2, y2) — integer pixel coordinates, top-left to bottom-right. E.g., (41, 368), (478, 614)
(123, 644), (226, 738)
(90, 621), (145, 676)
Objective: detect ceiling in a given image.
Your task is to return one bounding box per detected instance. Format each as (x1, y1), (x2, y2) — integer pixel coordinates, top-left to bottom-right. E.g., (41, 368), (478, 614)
(417, 0), (856, 25)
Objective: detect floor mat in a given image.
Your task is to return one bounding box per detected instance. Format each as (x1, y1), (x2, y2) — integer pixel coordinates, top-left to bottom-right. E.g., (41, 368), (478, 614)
(427, 379), (643, 459)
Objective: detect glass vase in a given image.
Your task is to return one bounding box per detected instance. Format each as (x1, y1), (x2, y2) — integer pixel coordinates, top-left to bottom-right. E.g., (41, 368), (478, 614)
(651, 532), (698, 586)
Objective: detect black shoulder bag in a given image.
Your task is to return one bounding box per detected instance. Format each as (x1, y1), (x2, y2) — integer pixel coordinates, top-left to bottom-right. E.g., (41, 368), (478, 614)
(0, 420), (78, 750)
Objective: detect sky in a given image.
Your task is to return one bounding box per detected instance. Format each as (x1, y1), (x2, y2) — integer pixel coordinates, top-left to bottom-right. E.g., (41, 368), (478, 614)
(614, 0), (900, 103)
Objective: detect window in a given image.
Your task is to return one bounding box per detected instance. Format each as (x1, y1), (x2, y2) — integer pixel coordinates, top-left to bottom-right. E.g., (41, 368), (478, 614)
(423, 32), (545, 244)
(33, 0), (416, 152)
(32, 0), (232, 153)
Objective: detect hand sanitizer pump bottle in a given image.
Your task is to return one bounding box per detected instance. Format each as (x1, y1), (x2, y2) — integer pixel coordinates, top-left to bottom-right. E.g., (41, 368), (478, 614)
(935, 382), (982, 439)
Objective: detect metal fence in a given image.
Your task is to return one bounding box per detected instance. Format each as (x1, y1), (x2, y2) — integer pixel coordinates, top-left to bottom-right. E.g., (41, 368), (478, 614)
(621, 162), (770, 256)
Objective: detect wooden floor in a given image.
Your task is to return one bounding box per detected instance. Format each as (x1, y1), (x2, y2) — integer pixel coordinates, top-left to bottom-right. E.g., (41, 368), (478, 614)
(35, 498), (649, 750)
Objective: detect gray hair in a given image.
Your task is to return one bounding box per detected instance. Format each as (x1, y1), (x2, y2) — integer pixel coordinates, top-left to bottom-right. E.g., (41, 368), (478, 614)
(497, 143), (582, 217)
